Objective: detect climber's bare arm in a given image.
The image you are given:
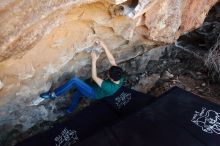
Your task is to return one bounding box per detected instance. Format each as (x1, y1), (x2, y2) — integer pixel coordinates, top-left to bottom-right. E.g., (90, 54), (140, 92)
(91, 52), (103, 87)
(97, 40), (117, 66)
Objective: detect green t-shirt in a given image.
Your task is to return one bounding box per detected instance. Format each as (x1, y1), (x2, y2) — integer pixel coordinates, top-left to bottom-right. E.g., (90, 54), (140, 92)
(92, 78), (124, 99)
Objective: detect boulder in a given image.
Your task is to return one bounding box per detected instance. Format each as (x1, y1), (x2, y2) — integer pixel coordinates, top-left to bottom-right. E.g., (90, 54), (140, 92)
(0, 0), (218, 136)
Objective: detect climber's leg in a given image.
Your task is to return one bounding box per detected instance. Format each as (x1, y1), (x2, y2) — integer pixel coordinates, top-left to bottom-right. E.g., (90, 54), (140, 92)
(66, 82), (96, 112)
(66, 91), (82, 113)
(40, 76), (96, 100)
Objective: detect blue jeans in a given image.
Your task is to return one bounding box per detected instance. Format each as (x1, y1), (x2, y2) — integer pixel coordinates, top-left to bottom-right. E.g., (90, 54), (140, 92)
(53, 76), (96, 112)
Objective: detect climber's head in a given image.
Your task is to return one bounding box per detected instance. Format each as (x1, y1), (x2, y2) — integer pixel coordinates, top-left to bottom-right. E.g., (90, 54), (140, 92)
(108, 66), (123, 82)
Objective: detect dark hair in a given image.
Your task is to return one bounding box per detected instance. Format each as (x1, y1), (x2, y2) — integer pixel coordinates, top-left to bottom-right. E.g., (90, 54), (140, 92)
(108, 66), (123, 81)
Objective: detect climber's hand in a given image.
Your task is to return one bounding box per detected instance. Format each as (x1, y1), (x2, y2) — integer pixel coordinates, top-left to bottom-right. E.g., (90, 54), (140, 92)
(95, 39), (101, 46)
(91, 51), (99, 61)
(95, 39), (106, 48)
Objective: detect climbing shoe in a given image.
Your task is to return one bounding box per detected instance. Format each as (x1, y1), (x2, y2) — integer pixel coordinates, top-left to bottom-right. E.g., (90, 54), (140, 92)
(40, 92), (56, 99)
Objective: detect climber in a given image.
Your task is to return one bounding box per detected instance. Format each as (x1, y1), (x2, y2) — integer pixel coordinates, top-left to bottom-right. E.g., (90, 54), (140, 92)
(39, 40), (124, 113)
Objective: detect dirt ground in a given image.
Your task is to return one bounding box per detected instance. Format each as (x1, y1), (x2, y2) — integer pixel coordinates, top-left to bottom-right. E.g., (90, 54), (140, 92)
(133, 46), (220, 105)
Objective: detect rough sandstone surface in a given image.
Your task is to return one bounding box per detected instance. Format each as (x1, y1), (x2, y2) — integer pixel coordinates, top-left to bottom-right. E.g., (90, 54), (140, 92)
(0, 0), (217, 134)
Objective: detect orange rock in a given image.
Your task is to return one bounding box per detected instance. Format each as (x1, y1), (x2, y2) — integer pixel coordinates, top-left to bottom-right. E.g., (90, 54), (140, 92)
(0, 0), (218, 133)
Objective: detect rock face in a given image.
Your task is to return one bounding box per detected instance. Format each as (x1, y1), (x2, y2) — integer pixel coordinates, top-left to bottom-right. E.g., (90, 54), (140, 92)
(0, 0), (217, 137)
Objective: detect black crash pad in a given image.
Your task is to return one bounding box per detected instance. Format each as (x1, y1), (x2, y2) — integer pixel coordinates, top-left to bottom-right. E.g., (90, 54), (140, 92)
(16, 86), (154, 146)
(102, 86), (155, 115)
(76, 87), (220, 146)
(149, 86), (220, 146)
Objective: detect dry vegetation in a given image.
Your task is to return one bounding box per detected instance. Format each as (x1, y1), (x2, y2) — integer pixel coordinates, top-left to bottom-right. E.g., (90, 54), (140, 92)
(205, 34), (220, 78)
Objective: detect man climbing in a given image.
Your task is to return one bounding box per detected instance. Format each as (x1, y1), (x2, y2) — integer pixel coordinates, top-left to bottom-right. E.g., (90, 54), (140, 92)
(40, 40), (124, 113)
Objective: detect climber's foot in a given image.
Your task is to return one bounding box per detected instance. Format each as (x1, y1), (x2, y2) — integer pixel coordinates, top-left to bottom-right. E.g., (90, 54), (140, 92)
(40, 92), (56, 99)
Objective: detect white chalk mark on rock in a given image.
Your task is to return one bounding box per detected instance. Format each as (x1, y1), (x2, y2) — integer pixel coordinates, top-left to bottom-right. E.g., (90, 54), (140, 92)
(0, 80), (4, 90)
